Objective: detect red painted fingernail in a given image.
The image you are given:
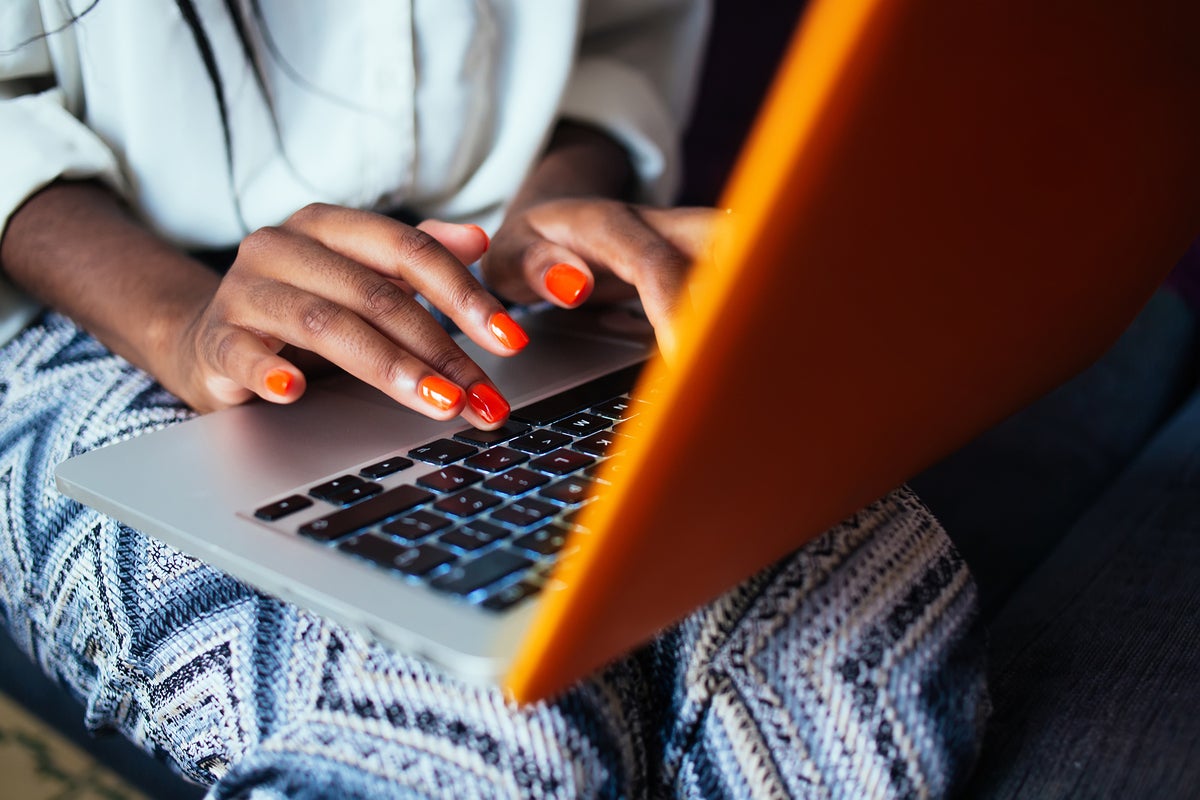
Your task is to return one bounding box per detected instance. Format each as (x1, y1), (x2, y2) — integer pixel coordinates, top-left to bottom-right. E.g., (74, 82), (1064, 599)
(465, 224), (490, 253)
(489, 312), (529, 351)
(467, 382), (510, 425)
(417, 376), (463, 412)
(544, 263), (589, 306)
(265, 369), (293, 396)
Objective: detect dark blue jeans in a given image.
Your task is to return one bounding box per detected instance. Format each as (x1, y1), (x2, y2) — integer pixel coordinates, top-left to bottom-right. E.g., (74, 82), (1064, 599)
(913, 289), (1200, 797)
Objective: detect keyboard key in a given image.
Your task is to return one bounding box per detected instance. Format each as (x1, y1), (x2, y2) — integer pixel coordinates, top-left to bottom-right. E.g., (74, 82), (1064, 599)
(529, 449), (595, 476)
(590, 397), (636, 420)
(418, 465), (484, 492)
(408, 439), (478, 465)
(254, 494), (313, 521)
(326, 481), (384, 505)
(360, 457), (414, 479)
(338, 535), (457, 577)
(573, 430), (632, 457)
(453, 421), (530, 447)
(309, 475), (366, 502)
(431, 549), (533, 596)
(550, 412), (611, 437)
(439, 520), (510, 551)
(513, 523), (571, 556)
(434, 487), (502, 517)
(482, 580), (540, 612)
(540, 477), (596, 505)
(508, 429), (573, 455)
(510, 364), (643, 425)
(381, 510), (452, 540)
(465, 446), (528, 473)
(492, 498), (560, 527)
(299, 484), (434, 542)
(483, 467), (550, 496)
(394, 543), (458, 576)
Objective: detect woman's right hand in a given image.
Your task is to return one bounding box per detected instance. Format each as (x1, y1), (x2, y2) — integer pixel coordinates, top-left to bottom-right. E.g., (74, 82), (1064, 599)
(171, 203), (529, 426)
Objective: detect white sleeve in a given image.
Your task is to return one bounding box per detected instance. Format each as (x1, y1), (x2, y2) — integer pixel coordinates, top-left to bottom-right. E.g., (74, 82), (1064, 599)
(558, 0), (711, 205)
(0, 2), (128, 340)
(0, 3), (128, 243)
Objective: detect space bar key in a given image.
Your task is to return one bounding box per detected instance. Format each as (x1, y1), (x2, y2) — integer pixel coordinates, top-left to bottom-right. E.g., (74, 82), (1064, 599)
(299, 485), (434, 542)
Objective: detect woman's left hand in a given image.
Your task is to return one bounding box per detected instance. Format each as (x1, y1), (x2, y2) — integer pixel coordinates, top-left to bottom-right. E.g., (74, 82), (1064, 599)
(481, 198), (718, 358)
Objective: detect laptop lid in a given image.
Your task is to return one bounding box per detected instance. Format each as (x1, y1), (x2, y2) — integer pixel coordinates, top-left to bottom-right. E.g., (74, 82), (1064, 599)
(506, 0), (1200, 701)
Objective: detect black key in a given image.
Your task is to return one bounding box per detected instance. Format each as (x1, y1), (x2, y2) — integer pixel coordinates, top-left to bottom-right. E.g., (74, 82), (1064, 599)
(360, 457), (414, 480)
(418, 465), (484, 492)
(574, 430), (632, 457)
(510, 363), (643, 425)
(381, 510), (452, 540)
(394, 543), (458, 576)
(482, 580), (541, 612)
(254, 494), (313, 521)
(483, 467), (550, 496)
(465, 446), (528, 473)
(408, 439), (478, 465)
(338, 535), (456, 577)
(439, 520), (510, 551)
(550, 412), (611, 438)
(492, 498), (560, 528)
(453, 421), (530, 447)
(325, 481), (384, 506)
(309, 475), (366, 502)
(513, 524), (571, 556)
(299, 484), (434, 542)
(434, 487), (502, 518)
(529, 449), (595, 476)
(508, 429), (573, 455)
(540, 477), (596, 505)
(590, 397), (636, 420)
(431, 549), (534, 596)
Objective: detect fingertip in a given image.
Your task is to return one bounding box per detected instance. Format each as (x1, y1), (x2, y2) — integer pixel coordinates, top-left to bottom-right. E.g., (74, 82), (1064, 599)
(544, 263), (592, 307)
(466, 381), (511, 428)
(262, 367), (305, 404)
(488, 311), (530, 352)
(416, 375), (465, 417)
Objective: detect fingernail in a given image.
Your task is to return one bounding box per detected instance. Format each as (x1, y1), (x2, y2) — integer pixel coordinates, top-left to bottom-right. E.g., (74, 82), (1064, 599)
(489, 311), (529, 351)
(417, 376), (462, 412)
(265, 369), (292, 396)
(464, 224), (490, 253)
(467, 382), (510, 425)
(545, 263), (589, 306)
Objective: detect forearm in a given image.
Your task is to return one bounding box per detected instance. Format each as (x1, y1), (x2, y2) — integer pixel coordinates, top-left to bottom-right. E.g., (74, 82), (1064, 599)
(507, 122), (636, 214)
(0, 181), (219, 400)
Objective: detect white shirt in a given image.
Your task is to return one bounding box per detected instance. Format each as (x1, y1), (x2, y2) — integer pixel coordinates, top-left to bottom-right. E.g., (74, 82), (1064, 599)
(0, 0), (709, 337)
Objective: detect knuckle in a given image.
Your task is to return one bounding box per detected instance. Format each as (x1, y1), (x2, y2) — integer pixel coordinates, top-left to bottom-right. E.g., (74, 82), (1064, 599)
(299, 299), (342, 338)
(238, 226), (287, 260)
(394, 226), (443, 264)
(211, 329), (242, 372)
(286, 202), (333, 227)
(361, 277), (409, 318)
(427, 347), (477, 382)
(443, 275), (487, 317)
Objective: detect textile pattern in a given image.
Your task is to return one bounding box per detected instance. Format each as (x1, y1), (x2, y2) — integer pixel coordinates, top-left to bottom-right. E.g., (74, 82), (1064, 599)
(0, 313), (988, 798)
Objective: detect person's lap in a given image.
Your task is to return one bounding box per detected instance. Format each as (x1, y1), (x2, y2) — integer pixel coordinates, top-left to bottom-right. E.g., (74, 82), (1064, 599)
(0, 312), (987, 798)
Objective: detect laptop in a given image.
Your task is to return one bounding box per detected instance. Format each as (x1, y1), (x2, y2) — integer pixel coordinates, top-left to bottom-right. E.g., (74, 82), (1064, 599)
(54, 0), (1200, 702)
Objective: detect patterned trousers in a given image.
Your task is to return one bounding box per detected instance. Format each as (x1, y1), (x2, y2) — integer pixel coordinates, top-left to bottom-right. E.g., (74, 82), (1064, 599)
(0, 313), (988, 799)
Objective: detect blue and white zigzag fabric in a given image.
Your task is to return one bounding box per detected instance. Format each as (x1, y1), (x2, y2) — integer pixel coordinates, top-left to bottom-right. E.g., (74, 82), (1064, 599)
(0, 313), (989, 799)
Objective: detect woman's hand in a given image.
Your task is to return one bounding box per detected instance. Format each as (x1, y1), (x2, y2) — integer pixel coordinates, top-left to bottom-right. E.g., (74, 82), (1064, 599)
(481, 198), (718, 358)
(171, 203), (529, 424)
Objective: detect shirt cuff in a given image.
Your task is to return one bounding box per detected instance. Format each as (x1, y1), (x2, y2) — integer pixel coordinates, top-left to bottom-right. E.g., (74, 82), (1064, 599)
(557, 58), (680, 206)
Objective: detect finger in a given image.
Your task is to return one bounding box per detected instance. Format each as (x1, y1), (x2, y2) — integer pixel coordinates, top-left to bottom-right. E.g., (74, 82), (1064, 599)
(273, 205), (526, 357)
(229, 278), (511, 425)
(636, 207), (724, 259)
(199, 324), (308, 406)
(417, 218), (490, 265)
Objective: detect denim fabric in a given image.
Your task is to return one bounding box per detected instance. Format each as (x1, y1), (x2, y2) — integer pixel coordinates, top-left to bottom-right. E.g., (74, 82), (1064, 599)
(967, 376), (1200, 798)
(0, 313), (987, 798)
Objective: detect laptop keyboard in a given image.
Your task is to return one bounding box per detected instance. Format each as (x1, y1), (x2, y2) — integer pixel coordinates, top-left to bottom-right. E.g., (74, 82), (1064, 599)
(248, 363), (644, 613)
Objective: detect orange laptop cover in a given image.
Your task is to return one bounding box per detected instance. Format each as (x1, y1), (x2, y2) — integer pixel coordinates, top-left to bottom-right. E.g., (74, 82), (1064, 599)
(508, 0), (1200, 701)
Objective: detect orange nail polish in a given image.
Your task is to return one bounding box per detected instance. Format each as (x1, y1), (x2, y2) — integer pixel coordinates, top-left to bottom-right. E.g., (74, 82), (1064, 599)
(265, 369), (292, 396)
(465, 224), (490, 253)
(545, 263), (589, 306)
(489, 311), (530, 351)
(417, 376), (462, 411)
(467, 382), (510, 425)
